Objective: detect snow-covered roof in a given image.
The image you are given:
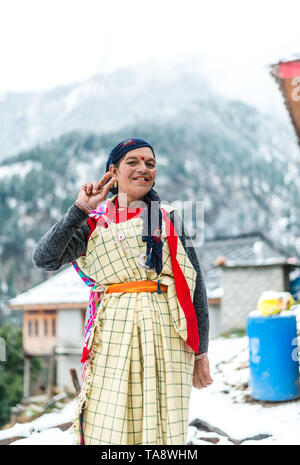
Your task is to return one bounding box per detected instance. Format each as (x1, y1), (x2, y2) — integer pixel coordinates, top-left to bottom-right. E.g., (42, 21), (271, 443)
(9, 266), (89, 310)
(221, 257), (290, 267)
(206, 287), (223, 300)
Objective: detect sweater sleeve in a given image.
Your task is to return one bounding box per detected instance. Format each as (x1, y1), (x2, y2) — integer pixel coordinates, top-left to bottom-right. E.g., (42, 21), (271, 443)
(168, 210), (209, 355)
(32, 203), (92, 271)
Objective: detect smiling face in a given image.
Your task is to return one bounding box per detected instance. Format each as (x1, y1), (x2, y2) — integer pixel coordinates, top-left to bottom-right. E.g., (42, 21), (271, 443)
(108, 147), (157, 207)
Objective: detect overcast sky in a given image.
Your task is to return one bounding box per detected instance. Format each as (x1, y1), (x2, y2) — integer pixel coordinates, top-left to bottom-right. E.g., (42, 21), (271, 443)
(1, 0), (300, 115)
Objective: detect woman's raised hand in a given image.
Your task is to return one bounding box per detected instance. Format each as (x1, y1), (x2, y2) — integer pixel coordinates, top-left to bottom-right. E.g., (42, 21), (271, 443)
(76, 172), (116, 212)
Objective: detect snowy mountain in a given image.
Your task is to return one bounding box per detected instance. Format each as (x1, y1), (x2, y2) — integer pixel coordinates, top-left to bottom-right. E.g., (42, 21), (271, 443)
(0, 57), (211, 160)
(1, 55), (298, 160)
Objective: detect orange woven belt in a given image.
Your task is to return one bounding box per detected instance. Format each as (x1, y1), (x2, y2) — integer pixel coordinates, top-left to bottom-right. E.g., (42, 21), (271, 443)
(106, 280), (168, 294)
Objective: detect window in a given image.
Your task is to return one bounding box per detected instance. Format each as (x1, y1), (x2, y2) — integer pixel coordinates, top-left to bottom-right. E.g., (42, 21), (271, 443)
(35, 319), (39, 336)
(44, 319), (48, 336)
(52, 319), (56, 337)
(28, 320), (32, 336)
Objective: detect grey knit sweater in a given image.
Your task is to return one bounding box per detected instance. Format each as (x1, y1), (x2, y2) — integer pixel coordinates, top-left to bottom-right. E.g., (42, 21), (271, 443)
(32, 203), (209, 354)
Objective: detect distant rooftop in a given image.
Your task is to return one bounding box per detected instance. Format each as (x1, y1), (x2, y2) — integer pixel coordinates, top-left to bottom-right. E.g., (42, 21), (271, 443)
(197, 231), (294, 296)
(9, 266), (89, 310)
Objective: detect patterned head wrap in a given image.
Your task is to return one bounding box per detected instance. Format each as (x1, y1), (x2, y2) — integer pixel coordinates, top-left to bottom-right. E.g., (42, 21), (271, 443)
(105, 138), (163, 277)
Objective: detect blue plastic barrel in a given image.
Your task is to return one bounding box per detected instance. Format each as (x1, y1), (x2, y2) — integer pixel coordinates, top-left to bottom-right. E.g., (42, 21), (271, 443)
(246, 312), (300, 401)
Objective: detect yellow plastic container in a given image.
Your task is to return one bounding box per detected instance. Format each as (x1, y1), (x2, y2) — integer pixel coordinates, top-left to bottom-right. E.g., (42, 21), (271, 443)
(257, 291), (295, 316)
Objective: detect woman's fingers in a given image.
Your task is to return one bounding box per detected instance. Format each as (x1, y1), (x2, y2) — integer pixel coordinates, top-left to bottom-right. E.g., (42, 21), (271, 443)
(82, 182), (93, 195)
(82, 174), (115, 197)
(98, 176), (115, 199)
(203, 364), (213, 385)
(86, 180), (102, 195)
(201, 367), (213, 386)
(206, 373), (214, 384)
(92, 180), (99, 194)
(198, 372), (208, 388)
(193, 375), (204, 389)
(98, 171), (114, 190)
(78, 174), (117, 210)
(194, 373), (209, 389)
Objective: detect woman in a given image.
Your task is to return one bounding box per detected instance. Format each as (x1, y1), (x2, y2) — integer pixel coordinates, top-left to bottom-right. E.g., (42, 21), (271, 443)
(32, 137), (213, 445)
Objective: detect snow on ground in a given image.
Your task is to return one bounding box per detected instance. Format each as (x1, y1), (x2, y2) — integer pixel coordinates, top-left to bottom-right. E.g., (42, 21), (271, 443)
(188, 336), (300, 445)
(0, 399), (77, 445)
(11, 427), (75, 445)
(2, 334), (300, 445)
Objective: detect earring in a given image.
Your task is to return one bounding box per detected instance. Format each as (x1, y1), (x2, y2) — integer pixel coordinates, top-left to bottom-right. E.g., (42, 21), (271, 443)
(114, 181), (118, 188)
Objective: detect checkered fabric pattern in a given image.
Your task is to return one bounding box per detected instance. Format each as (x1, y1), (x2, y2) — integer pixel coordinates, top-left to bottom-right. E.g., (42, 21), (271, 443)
(71, 204), (197, 445)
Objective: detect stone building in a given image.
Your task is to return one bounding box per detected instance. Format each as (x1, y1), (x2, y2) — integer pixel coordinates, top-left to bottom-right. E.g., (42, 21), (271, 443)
(198, 231), (300, 337)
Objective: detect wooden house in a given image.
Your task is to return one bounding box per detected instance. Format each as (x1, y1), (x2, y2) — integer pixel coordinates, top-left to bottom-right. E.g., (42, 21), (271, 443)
(9, 266), (89, 398)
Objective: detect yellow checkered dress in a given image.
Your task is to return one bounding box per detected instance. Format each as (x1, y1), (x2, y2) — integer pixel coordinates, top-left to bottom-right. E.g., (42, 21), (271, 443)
(71, 200), (197, 445)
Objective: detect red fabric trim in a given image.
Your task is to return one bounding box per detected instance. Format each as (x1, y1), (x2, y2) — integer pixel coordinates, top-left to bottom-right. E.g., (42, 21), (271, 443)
(87, 217), (97, 241)
(161, 208), (199, 353)
(105, 195), (145, 224)
(279, 61), (300, 79)
(80, 345), (89, 363)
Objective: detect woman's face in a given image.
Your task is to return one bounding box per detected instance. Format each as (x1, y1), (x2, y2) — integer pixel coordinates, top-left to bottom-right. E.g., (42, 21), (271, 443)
(109, 147), (157, 204)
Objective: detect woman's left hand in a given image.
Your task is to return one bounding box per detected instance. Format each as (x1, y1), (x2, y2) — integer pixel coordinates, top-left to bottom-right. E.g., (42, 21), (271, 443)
(193, 355), (213, 389)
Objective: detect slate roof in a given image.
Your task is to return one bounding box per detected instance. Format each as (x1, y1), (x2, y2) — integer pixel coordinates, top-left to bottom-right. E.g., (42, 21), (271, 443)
(196, 231), (290, 297)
